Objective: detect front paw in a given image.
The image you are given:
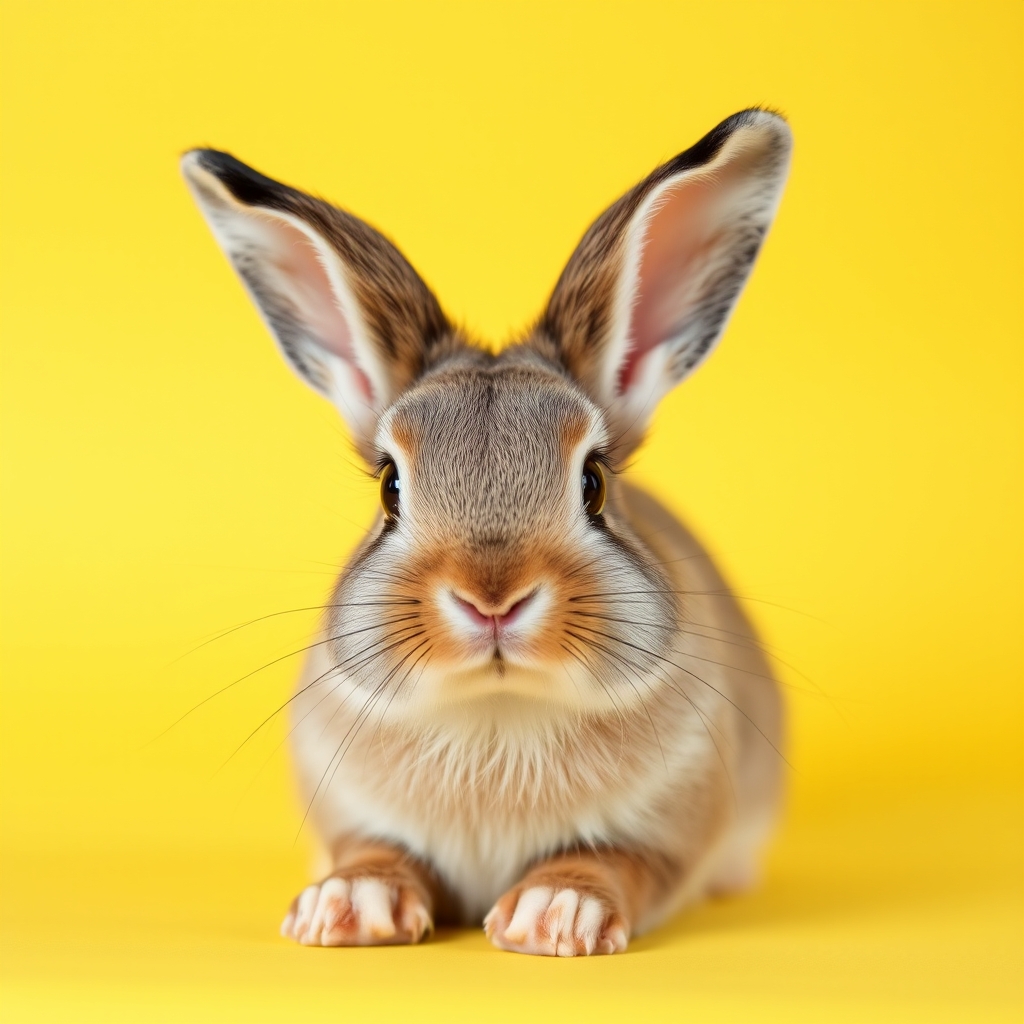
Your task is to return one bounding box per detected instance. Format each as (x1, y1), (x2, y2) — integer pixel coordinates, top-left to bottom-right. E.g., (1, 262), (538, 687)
(484, 885), (629, 956)
(281, 874), (432, 947)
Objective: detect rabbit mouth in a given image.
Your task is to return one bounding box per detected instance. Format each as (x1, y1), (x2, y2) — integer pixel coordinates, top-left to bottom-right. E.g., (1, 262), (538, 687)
(438, 586), (550, 668)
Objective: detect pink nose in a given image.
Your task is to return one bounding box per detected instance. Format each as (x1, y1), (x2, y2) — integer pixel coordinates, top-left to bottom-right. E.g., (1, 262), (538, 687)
(453, 590), (536, 630)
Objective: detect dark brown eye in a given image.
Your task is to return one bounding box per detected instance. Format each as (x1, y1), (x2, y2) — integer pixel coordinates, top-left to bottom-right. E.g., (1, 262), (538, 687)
(380, 461), (400, 519)
(582, 458), (606, 516)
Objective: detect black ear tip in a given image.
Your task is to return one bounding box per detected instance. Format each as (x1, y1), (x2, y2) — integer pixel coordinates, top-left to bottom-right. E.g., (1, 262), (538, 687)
(730, 105), (788, 124)
(180, 148), (288, 208)
(714, 108), (791, 144)
(673, 108), (792, 171)
(725, 108), (793, 152)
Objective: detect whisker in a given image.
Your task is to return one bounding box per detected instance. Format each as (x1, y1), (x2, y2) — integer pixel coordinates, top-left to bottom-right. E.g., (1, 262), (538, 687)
(560, 635), (628, 764)
(567, 606), (840, 715)
(565, 627), (737, 806)
(171, 597), (422, 663)
(567, 627), (727, 741)
(297, 635), (430, 841)
(215, 619), (425, 772)
(573, 629), (666, 770)
(298, 674), (401, 837)
(566, 623), (791, 769)
(229, 663), (361, 810)
(368, 643), (434, 767)
(571, 588), (829, 624)
(568, 608), (787, 690)
(228, 625), (426, 804)
(155, 613), (422, 743)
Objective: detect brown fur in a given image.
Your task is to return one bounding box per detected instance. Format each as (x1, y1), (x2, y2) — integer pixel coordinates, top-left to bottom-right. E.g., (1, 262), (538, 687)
(182, 108), (792, 956)
(484, 846), (683, 954)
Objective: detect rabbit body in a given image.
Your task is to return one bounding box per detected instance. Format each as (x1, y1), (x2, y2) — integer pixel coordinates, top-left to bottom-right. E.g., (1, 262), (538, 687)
(291, 476), (782, 929)
(182, 108), (792, 954)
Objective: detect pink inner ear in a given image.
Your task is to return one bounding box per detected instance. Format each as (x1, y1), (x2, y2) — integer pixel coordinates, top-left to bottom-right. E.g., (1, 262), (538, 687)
(617, 178), (718, 395)
(262, 215), (374, 402)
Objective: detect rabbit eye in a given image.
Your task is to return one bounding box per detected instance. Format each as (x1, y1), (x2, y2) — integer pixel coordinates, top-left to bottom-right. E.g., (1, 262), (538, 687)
(582, 458), (606, 516)
(380, 461), (401, 519)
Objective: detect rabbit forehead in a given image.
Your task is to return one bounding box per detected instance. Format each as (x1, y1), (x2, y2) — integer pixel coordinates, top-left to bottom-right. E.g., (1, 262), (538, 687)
(380, 360), (603, 536)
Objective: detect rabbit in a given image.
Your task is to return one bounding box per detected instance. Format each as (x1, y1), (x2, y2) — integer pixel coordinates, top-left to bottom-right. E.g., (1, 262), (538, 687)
(181, 108), (792, 956)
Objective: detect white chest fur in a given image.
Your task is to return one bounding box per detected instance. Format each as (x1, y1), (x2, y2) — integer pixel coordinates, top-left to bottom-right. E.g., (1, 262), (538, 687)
(289, 648), (723, 921)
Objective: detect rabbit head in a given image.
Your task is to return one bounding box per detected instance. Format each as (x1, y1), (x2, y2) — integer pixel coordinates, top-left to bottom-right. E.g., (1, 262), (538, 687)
(182, 109), (791, 719)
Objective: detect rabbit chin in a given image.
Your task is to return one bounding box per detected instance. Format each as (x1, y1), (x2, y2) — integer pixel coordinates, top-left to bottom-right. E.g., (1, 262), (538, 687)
(410, 657), (595, 711)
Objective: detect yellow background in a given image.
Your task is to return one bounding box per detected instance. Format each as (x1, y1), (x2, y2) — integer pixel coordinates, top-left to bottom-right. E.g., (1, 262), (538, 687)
(1, 1), (1021, 1020)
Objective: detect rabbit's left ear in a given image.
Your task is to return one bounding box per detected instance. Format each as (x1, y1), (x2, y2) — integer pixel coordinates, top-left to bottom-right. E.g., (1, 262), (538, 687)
(541, 109), (792, 455)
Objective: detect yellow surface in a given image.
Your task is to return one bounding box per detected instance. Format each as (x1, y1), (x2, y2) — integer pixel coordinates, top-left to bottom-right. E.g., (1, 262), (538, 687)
(0, 1), (1020, 1021)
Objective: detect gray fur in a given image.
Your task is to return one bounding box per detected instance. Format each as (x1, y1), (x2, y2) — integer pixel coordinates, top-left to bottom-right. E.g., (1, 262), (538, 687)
(181, 109), (792, 947)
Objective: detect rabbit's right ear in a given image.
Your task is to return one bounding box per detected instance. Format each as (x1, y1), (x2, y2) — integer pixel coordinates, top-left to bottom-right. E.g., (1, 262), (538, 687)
(181, 150), (450, 457)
